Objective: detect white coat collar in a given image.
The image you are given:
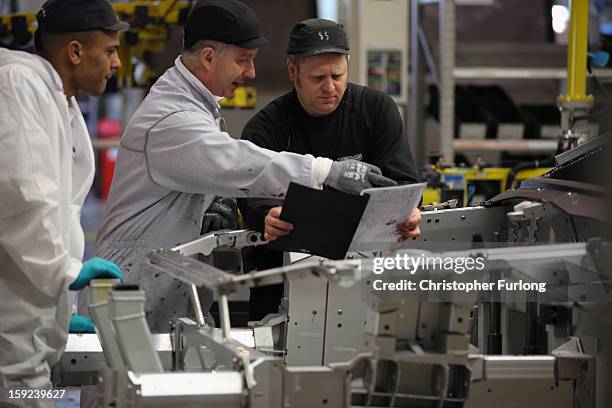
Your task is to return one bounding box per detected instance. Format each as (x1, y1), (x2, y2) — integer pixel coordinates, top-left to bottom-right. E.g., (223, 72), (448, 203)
(31, 53), (77, 109)
(38, 55), (65, 93)
(0, 49), (67, 99)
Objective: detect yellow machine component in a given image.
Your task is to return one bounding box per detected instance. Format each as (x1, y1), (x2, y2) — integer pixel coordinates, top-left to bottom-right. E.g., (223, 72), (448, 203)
(219, 87), (257, 109)
(0, 12), (36, 46)
(112, 0), (190, 87)
(422, 187), (442, 208)
(422, 166), (552, 207)
(0, 0), (258, 106)
(0, 1), (188, 86)
(558, 0), (593, 104)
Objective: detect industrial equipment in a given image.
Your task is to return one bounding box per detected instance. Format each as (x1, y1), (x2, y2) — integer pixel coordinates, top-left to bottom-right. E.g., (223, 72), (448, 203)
(0, 0), (257, 106)
(51, 134), (610, 406)
(421, 163), (552, 207)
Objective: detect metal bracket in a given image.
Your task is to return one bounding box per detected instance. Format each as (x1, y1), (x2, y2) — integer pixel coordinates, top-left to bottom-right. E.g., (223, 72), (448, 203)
(172, 229), (267, 257)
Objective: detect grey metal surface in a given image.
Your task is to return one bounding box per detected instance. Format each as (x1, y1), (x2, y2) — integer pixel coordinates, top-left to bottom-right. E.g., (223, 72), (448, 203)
(404, 206), (508, 251)
(219, 294), (233, 339)
(466, 377), (574, 408)
(553, 134), (609, 166)
(574, 306), (612, 408)
(98, 369), (245, 407)
(109, 289), (164, 373)
(283, 366), (348, 408)
(283, 240), (593, 367)
(133, 371), (243, 399)
(148, 248), (234, 289)
(439, 0), (456, 163)
(172, 229), (267, 257)
(175, 320), (250, 374)
(409, 0), (427, 171)
(466, 354), (579, 408)
(285, 276), (328, 366)
(323, 281), (368, 365)
(391, 296), (422, 342)
(88, 187), (608, 407)
(150, 247), (360, 295)
(232, 259), (361, 292)
(88, 279), (126, 371)
(53, 334), (173, 386)
(55, 328), (258, 387)
(250, 313), (286, 352)
(250, 358), (284, 408)
(453, 139), (558, 153)
(188, 283), (206, 326)
(454, 66), (612, 79)
(478, 355), (557, 379)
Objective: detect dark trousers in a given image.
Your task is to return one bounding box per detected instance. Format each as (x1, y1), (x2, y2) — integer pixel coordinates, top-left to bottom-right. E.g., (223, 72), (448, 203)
(243, 246), (284, 321)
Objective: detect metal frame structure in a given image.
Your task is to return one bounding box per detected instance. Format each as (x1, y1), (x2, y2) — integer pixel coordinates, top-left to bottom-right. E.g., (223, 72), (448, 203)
(409, 0), (612, 163)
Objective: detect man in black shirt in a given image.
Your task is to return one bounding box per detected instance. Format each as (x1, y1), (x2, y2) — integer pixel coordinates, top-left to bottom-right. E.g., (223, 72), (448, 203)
(240, 18), (421, 320)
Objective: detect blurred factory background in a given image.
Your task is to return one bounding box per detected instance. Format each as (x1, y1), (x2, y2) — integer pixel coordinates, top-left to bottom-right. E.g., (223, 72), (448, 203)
(2, 1), (612, 223)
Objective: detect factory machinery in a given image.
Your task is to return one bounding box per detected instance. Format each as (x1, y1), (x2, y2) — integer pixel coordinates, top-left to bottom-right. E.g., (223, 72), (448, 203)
(51, 134), (610, 407)
(0, 0), (256, 106)
(10, 0), (603, 404)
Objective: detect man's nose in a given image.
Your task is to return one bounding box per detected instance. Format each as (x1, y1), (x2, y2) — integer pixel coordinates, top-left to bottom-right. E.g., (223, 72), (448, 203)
(112, 53), (121, 71)
(321, 77), (334, 92)
(243, 60), (256, 79)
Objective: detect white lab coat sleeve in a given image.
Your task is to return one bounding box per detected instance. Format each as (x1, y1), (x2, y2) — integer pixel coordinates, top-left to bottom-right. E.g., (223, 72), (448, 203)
(0, 66), (81, 299)
(145, 110), (315, 197)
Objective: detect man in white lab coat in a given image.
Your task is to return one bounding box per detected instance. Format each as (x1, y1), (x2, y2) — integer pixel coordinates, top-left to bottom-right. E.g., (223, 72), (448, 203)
(0, 0), (127, 405)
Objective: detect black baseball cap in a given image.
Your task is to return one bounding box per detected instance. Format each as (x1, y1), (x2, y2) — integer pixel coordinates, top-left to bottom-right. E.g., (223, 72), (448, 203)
(35, 0), (129, 33)
(287, 18), (349, 58)
(184, 0), (268, 50)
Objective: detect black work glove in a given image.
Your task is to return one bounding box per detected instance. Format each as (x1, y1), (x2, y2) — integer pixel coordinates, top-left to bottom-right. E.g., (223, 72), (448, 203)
(201, 197), (239, 234)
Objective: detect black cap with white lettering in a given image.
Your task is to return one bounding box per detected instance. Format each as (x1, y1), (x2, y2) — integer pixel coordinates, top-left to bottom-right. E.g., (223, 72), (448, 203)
(287, 18), (349, 58)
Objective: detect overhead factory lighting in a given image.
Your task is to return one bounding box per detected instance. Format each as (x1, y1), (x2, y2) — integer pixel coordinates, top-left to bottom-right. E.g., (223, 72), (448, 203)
(552, 4), (570, 34)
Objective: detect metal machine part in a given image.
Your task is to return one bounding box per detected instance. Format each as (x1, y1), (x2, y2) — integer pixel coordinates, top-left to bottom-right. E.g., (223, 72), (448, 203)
(52, 333), (174, 387)
(88, 279), (125, 371)
(59, 135), (608, 406)
(57, 241), (597, 407)
(56, 332), (588, 407)
(250, 134), (609, 405)
(172, 229), (267, 258)
(108, 286), (164, 373)
(78, 253), (368, 406)
(281, 242), (601, 364)
(557, 0), (595, 149)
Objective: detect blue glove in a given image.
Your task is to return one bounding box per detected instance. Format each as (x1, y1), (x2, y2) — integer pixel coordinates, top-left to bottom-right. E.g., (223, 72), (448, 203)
(69, 314), (95, 333)
(69, 257), (124, 291)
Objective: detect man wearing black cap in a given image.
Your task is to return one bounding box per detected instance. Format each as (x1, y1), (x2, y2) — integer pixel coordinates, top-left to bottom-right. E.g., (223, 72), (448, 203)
(0, 0), (127, 404)
(83, 0), (395, 343)
(239, 19), (422, 321)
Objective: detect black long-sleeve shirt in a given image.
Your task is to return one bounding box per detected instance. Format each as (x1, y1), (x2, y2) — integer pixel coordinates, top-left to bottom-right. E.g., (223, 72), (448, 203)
(239, 82), (419, 235)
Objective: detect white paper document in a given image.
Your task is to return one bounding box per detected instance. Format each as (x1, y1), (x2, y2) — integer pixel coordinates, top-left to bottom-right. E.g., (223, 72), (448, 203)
(348, 182), (426, 252)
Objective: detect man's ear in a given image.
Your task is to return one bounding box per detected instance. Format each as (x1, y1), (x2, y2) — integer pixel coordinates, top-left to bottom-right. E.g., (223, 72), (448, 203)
(67, 40), (83, 65)
(199, 47), (215, 71)
(287, 58), (297, 81)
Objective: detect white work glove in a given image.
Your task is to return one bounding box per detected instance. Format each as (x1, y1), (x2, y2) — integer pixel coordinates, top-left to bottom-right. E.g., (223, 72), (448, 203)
(324, 160), (397, 194)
